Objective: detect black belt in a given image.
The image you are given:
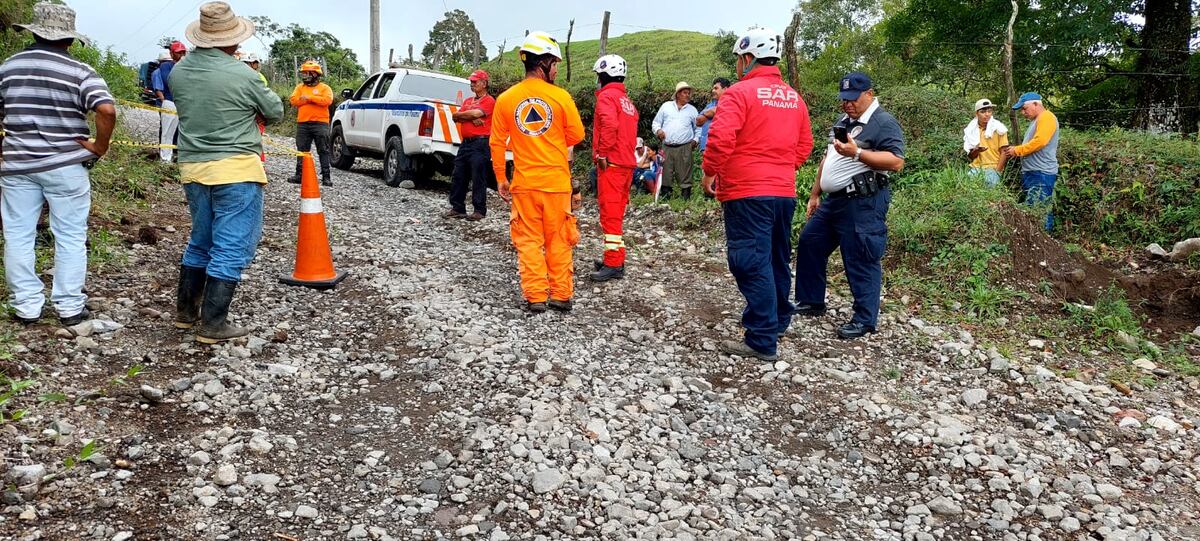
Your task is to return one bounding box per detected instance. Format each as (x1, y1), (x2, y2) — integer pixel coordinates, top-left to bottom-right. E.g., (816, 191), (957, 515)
(828, 171), (889, 199)
(665, 142), (692, 148)
(462, 135), (489, 142)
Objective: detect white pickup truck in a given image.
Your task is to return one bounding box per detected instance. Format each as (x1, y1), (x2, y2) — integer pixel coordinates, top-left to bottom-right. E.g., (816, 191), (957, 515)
(330, 68), (472, 187)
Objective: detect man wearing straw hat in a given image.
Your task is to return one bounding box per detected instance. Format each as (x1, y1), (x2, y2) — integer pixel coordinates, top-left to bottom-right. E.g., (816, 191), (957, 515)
(651, 81), (700, 199)
(169, 1), (283, 344)
(1, 2), (116, 327)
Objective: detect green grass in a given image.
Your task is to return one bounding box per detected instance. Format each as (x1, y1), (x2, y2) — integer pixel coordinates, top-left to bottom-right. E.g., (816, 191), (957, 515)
(1065, 285), (1143, 347)
(485, 30), (725, 93)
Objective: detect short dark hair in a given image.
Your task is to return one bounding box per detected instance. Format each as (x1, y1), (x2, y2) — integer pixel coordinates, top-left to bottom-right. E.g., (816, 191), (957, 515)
(713, 77), (732, 89)
(756, 58), (779, 66)
(647, 141), (660, 151)
(523, 52), (555, 74)
(34, 35), (75, 48)
(598, 72), (625, 86)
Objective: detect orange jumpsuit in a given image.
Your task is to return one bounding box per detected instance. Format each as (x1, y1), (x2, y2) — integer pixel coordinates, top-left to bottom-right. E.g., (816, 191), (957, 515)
(490, 77), (585, 303)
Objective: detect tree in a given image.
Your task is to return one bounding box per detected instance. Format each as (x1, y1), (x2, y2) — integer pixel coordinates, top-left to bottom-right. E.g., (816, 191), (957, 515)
(1131, 0), (1194, 132)
(421, 9), (482, 68)
(263, 22), (366, 83)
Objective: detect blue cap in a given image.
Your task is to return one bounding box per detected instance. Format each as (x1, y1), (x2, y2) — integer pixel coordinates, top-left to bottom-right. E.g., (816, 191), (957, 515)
(838, 72), (873, 100)
(1012, 92), (1042, 110)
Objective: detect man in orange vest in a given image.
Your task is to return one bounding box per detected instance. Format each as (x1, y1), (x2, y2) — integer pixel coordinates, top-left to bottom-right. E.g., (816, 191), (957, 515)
(490, 31), (585, 312)
(289, 60), (333, 186)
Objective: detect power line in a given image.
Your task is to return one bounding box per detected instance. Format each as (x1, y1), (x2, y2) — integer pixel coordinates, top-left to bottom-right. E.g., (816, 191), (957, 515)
(114, 0), (181, 49)
(131, 0), (206, 56)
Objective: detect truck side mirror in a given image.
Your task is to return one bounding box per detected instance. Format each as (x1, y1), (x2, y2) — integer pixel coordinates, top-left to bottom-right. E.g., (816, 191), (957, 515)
(341, 88), (353, 99)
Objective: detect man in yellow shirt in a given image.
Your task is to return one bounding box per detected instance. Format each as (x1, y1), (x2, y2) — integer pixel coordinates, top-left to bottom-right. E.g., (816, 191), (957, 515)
(289, 60), (334, 186)
(490, 31), (585, 312)
(962, 98), (1008, 186)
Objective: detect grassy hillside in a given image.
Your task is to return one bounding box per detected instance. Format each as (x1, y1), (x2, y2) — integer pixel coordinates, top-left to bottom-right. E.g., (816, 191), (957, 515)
(484, 30), (727, 93)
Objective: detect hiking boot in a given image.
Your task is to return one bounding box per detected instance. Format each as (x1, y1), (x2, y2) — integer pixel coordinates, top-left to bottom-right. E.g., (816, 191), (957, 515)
(836, 322), (876, 339)
(174, 265), (208, 329)
(321, 175), (333, 187)
(465, 212), (484, 222)
(287, 174), (301, 184)
(14, 312), (41, 326)
(60, 307), (90, 327)
(592, 260), (605, 272)
(195, 278), (249, 344)
(442, 209), (467, 219)
(589, 265), (625, 282)
(548, 298), (573, 312)
(719, 339), (779, 362)
(526, 301), (548, 313)
(795, 303), (827, 317)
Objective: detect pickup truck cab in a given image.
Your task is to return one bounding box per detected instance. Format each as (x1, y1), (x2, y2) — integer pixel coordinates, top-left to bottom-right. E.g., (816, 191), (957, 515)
(330, 68), (471, 187)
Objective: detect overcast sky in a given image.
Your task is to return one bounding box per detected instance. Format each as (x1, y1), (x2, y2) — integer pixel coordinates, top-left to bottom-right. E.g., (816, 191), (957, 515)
(72, 0), (798, 68)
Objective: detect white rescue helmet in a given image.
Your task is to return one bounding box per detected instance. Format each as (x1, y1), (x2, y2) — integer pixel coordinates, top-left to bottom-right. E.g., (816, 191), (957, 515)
(732, 27), (782, 60)
(520, 31), (562, 60)
(593, 54), (627, 77)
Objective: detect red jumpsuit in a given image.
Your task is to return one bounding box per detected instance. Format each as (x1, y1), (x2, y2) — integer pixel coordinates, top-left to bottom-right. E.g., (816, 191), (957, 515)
(592, 82), (640, 268)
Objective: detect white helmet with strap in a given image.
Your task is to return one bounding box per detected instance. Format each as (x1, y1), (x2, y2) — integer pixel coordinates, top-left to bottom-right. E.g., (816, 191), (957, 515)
(593, 54), (627, 77)
(732, 27), (782, 60)
(520, 31), (562, 60)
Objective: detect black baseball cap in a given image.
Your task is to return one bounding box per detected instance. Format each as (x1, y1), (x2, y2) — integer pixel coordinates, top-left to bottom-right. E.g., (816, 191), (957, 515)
(839, 72), (873, 100)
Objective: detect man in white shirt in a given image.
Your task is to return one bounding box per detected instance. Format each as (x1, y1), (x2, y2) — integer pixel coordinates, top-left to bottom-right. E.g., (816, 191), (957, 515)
(652, 81), (700, 199)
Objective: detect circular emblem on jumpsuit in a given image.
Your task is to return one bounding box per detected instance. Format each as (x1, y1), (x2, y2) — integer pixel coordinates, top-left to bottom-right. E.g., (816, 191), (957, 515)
(514, 97), (553, 137)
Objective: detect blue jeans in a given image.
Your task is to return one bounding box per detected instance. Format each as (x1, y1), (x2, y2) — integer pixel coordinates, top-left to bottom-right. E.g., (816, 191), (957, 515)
(722, 197), (797, 356)
(182, 182), (264, 282)
(970, 167), (1001, 187)
(1021, 171), (1057, 231)
(795, 188), (890, 329)
(1, 164), (91, 319)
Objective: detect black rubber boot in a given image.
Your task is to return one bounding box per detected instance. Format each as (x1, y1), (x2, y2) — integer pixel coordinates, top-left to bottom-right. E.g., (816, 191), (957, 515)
(548, 299), (573, 312)
(589, 265), (625, 282)
(321, 174), (333, 187)
(174, 265), (208, 329)
(195, 278), (248, 344)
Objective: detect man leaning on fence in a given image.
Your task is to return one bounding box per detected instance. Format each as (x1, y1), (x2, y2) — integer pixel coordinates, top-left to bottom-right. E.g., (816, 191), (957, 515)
(0, 2), (116, 327)
(170, 1), (283, 344)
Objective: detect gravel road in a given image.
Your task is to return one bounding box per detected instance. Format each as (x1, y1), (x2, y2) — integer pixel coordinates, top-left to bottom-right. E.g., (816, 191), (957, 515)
(3, 108), (1199, 540)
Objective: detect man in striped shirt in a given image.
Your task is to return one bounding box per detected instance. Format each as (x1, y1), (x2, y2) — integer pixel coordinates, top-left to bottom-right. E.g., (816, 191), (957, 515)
(0, 2), (116, 326)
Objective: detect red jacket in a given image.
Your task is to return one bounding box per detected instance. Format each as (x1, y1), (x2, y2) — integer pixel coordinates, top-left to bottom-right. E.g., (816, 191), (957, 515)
(702, 66), (813, 202)
(592, 82), (640, 168)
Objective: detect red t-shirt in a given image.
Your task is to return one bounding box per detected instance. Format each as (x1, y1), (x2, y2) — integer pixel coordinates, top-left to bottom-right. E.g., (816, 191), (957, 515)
(458, 94), (495, 139)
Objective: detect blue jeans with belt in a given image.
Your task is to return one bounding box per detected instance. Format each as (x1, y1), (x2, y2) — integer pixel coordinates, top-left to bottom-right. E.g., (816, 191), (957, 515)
(182, 182), (264, 282)
(795, 188), (891, 329)
(722, 196), (797, 356)
(1021, 171), (1056, 231)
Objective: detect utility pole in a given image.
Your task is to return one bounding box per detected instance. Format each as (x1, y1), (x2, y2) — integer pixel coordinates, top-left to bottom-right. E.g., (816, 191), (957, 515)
(599, 11), (611, 56)
(369, 0), (380, 74)
(408, 44), (414, 64)
(472, 34), (481, 69)
(783, 12), (801, 90)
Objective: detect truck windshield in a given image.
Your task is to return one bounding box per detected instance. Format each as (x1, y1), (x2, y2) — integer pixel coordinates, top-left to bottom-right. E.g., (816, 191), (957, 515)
(396, 74), (470, 104)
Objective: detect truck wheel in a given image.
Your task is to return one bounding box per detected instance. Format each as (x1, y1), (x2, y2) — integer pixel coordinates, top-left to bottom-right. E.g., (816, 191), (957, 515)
(330, 126), (355, 170)
(383, 136), (413, 187)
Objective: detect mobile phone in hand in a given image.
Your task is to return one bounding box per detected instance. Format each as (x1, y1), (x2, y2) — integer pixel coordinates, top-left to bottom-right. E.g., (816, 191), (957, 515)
(833, 126), (849, 144)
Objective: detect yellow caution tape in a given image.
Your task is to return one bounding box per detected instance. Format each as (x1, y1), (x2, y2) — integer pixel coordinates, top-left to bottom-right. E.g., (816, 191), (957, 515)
(117, 99), (177, 115)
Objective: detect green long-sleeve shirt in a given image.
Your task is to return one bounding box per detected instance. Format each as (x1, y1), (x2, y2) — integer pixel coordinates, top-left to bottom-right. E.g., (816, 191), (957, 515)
(169, 47), (284, 163)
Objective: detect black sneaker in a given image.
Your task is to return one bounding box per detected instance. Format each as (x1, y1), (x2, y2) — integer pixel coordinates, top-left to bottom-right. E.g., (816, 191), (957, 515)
(795, 303), (827, 317)
(589, 265), (625, 282)
(526, 301), (548, 313)
(321, 176), (333, 187)
(547, 299), (573, 312)
(14, 313), (41, 326)
(836, 322), (876, 339)
(592, 260), (605, 271)
(60, 307), (91, 327)
(287, 175), (301, 184)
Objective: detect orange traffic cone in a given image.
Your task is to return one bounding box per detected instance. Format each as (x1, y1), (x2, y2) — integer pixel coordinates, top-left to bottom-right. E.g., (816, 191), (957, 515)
(279, 153), (348, 289)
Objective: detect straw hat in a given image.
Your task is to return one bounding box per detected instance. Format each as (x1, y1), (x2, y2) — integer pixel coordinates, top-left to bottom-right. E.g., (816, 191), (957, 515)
(674, 81), (692, 95)
(185, 2), (255, 48)
(13, 2), (91, 46)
